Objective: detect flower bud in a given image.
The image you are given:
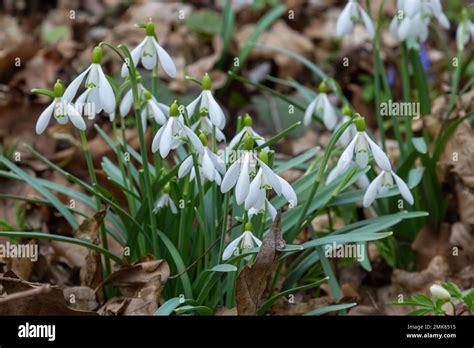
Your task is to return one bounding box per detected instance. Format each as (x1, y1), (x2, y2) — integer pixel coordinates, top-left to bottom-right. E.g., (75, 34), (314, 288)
(342, 104), (352, 116)
(430, 285), (451, 301)
(92, 46), (103, 64)
(163, 182), (171, 194)
(243, 114), (253, 127)
(258, 150), (269, 165)
(144, 90), (152, 100)
(53, 80), (64, 98)
(201, 73), (212, 90)
(354, 114), (366, 132)
(169, 101), (179, 117)
(318, 81), (327, 93)
(146, 20), (155, 36)
(244, 221), (253, 231)
(243, 135), (254, 150)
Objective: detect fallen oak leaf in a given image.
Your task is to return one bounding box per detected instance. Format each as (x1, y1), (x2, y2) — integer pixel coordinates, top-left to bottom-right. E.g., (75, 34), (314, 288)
(236, 212), (284, 315)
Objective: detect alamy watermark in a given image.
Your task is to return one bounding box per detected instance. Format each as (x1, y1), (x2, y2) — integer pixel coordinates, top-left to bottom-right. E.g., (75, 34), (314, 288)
(380, 99), (420, 119)
(0, 241), (38, 262)
(324, 242), (365, 262)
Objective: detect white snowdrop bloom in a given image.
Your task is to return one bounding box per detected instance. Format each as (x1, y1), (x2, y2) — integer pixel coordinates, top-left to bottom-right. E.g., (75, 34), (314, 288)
(333, 116), (391, 176)
(221, 147), (257, 205)
(248, 198), (278, 221)
(186, 73), (226, 130)
(191, 115), (226, 142)
(138, 90), (167, 130)
(63, 47), (116, 120)
(228, 114), (266, 150)
(222, 223), (262, 261)
(35, 80), (86, 134)
(120, 83), (169, 118)
(121, 20), (176, 79)
(429, 284), (451, 301)
(303, 82), (338, 130)
(245, 151), (298, 212)
(363, 169), (414, 207)
(390, 0), (449, 42)
(153, 184), (178, 214)
(151, 102), (204, 159)
(336, 0), (375, 39)
(336, 107), (357, 146)
(456, 10), (474, 51)
(178, 134), (226, 184)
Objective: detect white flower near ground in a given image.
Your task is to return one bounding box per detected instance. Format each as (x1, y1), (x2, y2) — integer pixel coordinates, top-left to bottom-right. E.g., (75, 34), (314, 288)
(120, 83), (169, 118)
(178, 135), (226, 184)
(63, 47), (116, 120)
(221, 149), (257, 205)
(186, 73), (226, 130)
(228, 114), (265, 149)
(336, 0), (375, 39)
(429, 284), (451, 301)
(153, 184), (178, 214)
(139, 90), (167, 129)
(332, 117), (391, 178)
(35, 80), (86, 134)
(456, 10), (474, 51)
(222, 223), (262, 261)
(363, 169), (414, 207)
(303, 83), (338, 130)
(151, 102), (204, 158)
(121, 20), (176, 79)
(390, 0), (449, 42)
(191, 116), (226, 142)
(248, 198), (278, 221)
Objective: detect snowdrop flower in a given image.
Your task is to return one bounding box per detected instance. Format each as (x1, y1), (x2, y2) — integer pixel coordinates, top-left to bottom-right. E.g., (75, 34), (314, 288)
(248, 197), (278, 221)
(151, 101), (204, 158)
(429, 284), (451, 301)
(390, 0), (449, 42)
(245, 151), (297, 212)
(333, 115), (391, 176)
(222, 222), (262, 261)
(153, 183), (177, 214)
(63, 46), (116, 120)
(363, 169), (414, 207)
(336, 105), (357, 146)
(138, 90), (167, 129)
(191, 109), (226, 142)
(221, 136), (257, 205)
(456, 10), (474, 51)
(178, 133), (226, 184)
(186, 73), (226, 130)
(303, 82), (338, 130)
(228, 114), (266, 150)
(120, 80), (169, 118)
(35, 80), (86, 134)
(336, 0), (374, 39)
(121, 20), (176, 79)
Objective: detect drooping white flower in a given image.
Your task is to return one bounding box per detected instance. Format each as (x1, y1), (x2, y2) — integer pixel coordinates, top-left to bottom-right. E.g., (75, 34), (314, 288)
(363, 169), (414, 207)
(186, 73), (226, 130)
(248, 197), (278, 221)
(153, 183), (178, 214)
(63, 47), (116, 119)
(336, 107), (357, 146)
(429, 284), (451, 301)
(138, 90), (167, 129)
(121, 20), (176, 79)
(228, 114), (265, 150)
(178, 134), (226, 184)
(35, 80), (86, 134)
(151, 102), (204, 158)
(303, 82), (338, 130)
(332, 116), (391, 177)
(456, 10), (474, 51)
(336, 0), (375, 39)
(191, 115), (226, 142)
(390, 0), (449, 42)
(120, 83), (169, 119)
(222, 223), (262, 261)
(221, 147), (257, 205)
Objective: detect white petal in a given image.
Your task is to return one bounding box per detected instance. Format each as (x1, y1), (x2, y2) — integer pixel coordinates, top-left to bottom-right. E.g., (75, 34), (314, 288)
(257, 159), (282, 195)
(205, 90), (226, 129)
(228, 128), (246, 150)
(303, 98), (318, 126)
(152, 37), (177, 78)
(336, 2), (355, 37)
(391, 171), (414, 205)
(222, 234), (245, 261)
(178, 156), (194, 178)
(221, 159), (241, 193)
(149, 100), (167, 125)
(359, 5), (375, 39)
(397, 17), (413, 41)
(35, 100), (56, 134)
(364, 133), (391, 171)
(63, 65), (92, 103)
(336, 133), (358, 174)
(266, 200), (277, 221)
(97, 65), (116, 114)
(168, 197), (178, 214)
(235, 155), (250, 205)
(151, 123), (165, 153)
(322, 95), (338, 130)
(208, 150), (226, 174)
(141, 108), (148, 130)
(250, 232), (262, 247)
(182, 124), (204, 155)
(202, 150), (216, 181)
(186, 93), (203, 118)
(279, 176), (297, 207)
(245, 169), (263, 209)
(141, 37), (157, 70)
(159, 119), (174, 158)
(363, 171), (384, 207)
(121, 38), (146, 78)
(67, 103), (86, 130)
(404, 0), (421, 17)
(120, 89), (133, 117)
